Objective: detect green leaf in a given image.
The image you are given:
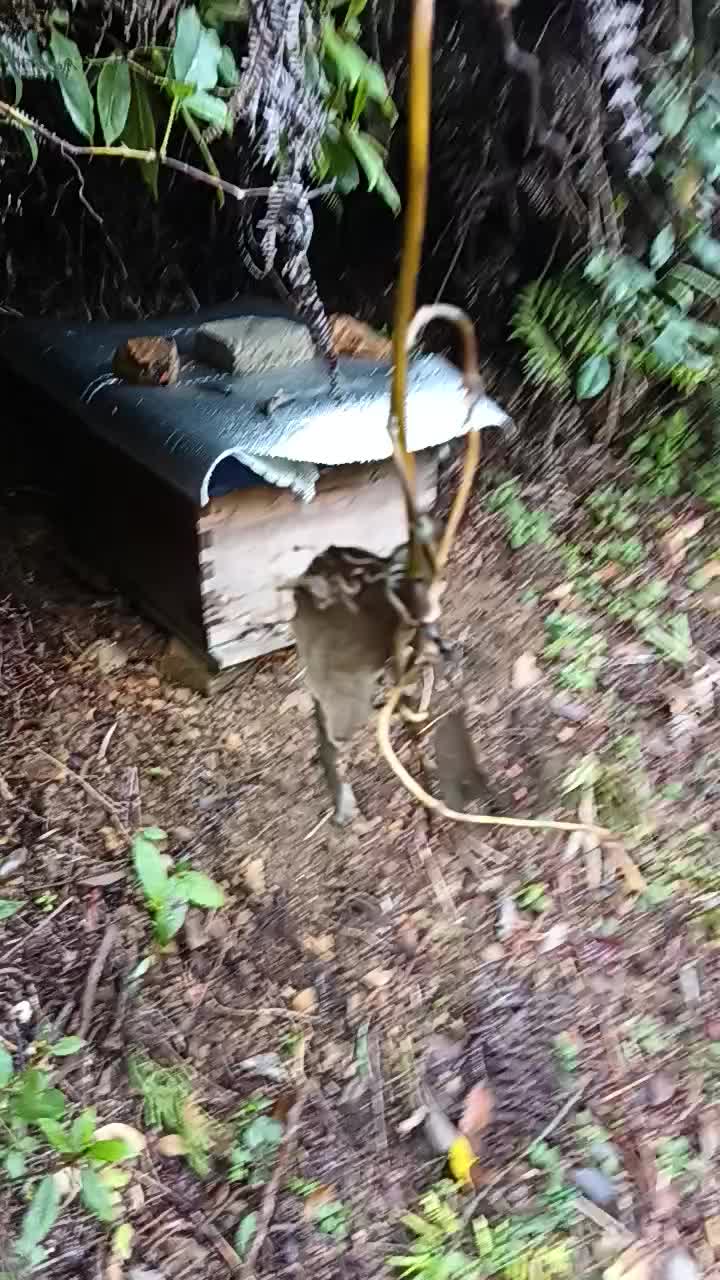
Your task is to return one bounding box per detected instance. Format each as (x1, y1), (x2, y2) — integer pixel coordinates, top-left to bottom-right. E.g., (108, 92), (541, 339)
(660, 94), (690, 139)
(234, 1212), (257, 1258)
(37, 1118), (74, 1154)
(153, 896), (187, 945)
(172, 869), (225, 908)
(0, 1046), (13, 1087)
(218, 45), (240, 86)
(14, 1071), (65, 1123)
(5, 1150), (26, 1180)
(81, 1166), (116, 1222)
(650, 225), (675, 270)
(689, 231), (720, 275)
(17, 1175), (60, 1256)
(87, 1138), (133, 1164)
(112, 1223), (134, 1261)
(0, 899), (23, 920)
(97, 58), (131, 146)
(50, 1036), (85, 1058)
(576, 354), (611, 399)
(183, 90), (229, 128)
(122, 73), (159, 199)
(50, 29), (94, 140)
(318, 135), (360, 193)
(70, 1107), (96, 1151)
(171, 5), (222, 91)
(132, 828), (169, 904)
(344, 127), (400, 212)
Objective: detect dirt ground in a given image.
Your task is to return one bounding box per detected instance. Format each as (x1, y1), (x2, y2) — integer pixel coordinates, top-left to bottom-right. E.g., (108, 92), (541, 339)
(1, 440), (719, 1280)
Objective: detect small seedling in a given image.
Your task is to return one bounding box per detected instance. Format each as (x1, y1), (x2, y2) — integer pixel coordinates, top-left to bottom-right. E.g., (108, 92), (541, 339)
(517, 882), (552, 914)
(0, 1052), (66, 1182)
(132, 827), (225, 947)
(129, 1053), (214, 1177)
(627, 410), (701, 499)
(553, 1034), (579, 1076)
(487, 480), (556, 550)
(290, 1179), (351, 1239)
(37, 1106), (135, 1223)
(544, 612), (607, 690)
(0, 899), (23, 920)
(622, 1015), (674, 1060)
(642, 613), (692, 664)
(228, 1097), (283, 1188)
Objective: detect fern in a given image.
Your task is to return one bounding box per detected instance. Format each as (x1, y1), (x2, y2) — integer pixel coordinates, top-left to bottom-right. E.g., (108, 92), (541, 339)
(511, 278), (607, 391)
(668, 262), (720, 303)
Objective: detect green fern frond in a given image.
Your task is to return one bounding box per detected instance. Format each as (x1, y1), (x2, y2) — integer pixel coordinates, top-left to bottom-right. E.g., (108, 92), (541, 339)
(321, 189), (344, 222)
(668, 262), (720, 303)
(511, 277), (606, 391)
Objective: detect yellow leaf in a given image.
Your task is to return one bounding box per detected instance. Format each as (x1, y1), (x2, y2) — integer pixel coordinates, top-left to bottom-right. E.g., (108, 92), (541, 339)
(448, 1136), (477, 1187)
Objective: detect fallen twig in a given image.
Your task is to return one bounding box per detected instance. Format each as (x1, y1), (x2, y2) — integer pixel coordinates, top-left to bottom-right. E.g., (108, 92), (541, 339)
(242, 1079), (312, 1277)
(77, 923), (119, 1040)
(35, 749), (129, 837)
(462, 1079), (589, 1227)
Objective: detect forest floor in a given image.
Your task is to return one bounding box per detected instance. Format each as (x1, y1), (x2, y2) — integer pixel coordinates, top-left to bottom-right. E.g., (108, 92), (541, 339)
(1, 437), (719, 1280)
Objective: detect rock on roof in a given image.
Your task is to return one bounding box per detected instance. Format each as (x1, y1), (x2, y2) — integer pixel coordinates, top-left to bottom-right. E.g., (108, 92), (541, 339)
(0, 300), (509, 503)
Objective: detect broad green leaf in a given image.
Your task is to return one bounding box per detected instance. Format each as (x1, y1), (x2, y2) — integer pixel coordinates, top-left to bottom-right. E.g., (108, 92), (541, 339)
(235, 1212), (257, 1258)
(70, 1107), (96, 1151)
(0, 899), (23, 919)
(87, 1138), (133, 1163)
(37, 1118), (74, 1154)
(50, 1036), (85, 1058)
(660, 94), (690, 139)
(0, 1046), (13, 1087)
(153, 896), (187, 945)
(81, 1166), (116, 1222)
(171, 6), (221, 90)
(17, 1175), (60, 1255)
(576, 354), (611, 399)
(218, 45), (240, 86)
(650, 225), (675, 270)
(132, 829), (169, 903)
(318, 135), (360, 193)
(322, 21), (368, 87)
(344, 127), (400, 212)
(50, 29), (94, 140)
(5, 1149), (26, 1179)
(122, 73), (159, 199)
(172, 869), (225, 908)
(183, 90), (229, 128)
(112, 1223), (134, 1261)
(97, 58), (131, 146)
(203, 0), (249, 24)
(14, 1071), (65, 1123)
(102, 1167), (132, 1188)
(690, 231), (720, 274)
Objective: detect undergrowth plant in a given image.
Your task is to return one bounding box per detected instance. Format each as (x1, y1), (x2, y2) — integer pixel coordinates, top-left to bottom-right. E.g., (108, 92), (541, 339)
(388, 1154), (576, 1280)
(131, 826), (225, 948)
(128, 1053), (214, 1176)
(0, 2), (398, 208)
(512, 41), (720, 437)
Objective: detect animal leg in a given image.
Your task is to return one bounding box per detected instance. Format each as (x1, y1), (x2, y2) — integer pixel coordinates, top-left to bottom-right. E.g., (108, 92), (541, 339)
(313, 699), (358, 826)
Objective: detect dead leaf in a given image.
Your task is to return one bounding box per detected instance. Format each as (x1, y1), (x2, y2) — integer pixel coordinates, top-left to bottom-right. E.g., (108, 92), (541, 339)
(512, 651), (542, 691)
(302, 933), (335, 960)
(604, 1242), (654, 1280)
(243, 857), (266, 896)
(237, 1053), (288, 1083)
(397, 1106), (428, 1137)
(362, 968), (393, 990)
(156, 1134), (188, 1157)
(421, 1082), (460, 1155)
(459, 1082), (494, 1148)
(691, 557), (720, 587)
(79, 870), (126, 887)
(657, 1248), (701, 1280)
(329, 313), (392, 361)
(94, 1124), (146, 1157)
(603, 840), (647, 894)
(661, 516), (705, 567)
(106, 1263), (123, 1280)
(291, 987), (318, 1014)
(303, 1184), (337, 1220)
(53, 1167), (82, 1204)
